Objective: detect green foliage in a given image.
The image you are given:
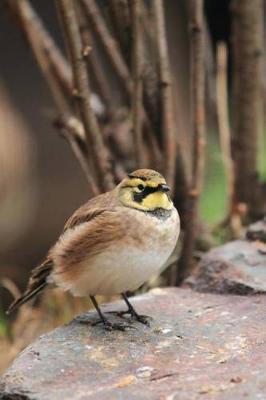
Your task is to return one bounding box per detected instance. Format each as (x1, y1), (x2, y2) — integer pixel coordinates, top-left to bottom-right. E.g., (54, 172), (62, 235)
(258, 131), (266, 180)
(0, 309), (9, 338)
(200, 128), (266, 225)
(200, 137), (227, 224)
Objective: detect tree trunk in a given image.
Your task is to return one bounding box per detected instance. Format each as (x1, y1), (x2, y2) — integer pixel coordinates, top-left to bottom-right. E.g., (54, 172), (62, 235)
(231, 0), (264, 218)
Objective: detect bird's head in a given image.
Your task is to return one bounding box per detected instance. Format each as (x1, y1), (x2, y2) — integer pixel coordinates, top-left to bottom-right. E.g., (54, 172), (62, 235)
(117, 169), (173, 212)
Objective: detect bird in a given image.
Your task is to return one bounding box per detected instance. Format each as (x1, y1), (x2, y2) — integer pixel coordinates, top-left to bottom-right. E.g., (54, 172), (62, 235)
(7, 169), (180, 330)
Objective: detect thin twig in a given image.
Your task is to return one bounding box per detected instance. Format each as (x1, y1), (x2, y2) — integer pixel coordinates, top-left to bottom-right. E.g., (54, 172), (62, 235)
(8, 0), (70, 114)
(56, 0), (114, 191)
(131, 0), (145, 166)
(7, 0), (71, 95)
(108, 0), (162, 149)
(176, 0), (206, 284)
(55, 115), (100, 195)
(8, 0), (106, 118)
(108, 0), (131, 65)
(76, 3), (114, 115)
(7, 0), (100, 196)
(216, 42), (234, 214)
(80, 0), (132, 95)
(80, 0), (162, 166)
(142, 1), (157, 46)
(153, 0), (177, 188)
(108, 0), (159, 125)
(0, 278), (21, 300)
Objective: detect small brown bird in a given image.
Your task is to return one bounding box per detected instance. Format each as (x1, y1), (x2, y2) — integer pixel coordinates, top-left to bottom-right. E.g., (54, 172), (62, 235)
(7, 169), (180, 330)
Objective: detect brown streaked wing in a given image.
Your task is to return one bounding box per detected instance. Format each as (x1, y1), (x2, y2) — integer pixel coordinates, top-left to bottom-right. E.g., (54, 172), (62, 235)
(63, 190), (117, 232)
(52, 208), (126, 273)
(6, 258), (53, 314)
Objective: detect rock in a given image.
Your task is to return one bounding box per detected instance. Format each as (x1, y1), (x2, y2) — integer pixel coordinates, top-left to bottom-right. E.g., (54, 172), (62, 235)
(246, 218), (266, 243)
(1, 288), (266, 399)
(185, 240), (266, 294)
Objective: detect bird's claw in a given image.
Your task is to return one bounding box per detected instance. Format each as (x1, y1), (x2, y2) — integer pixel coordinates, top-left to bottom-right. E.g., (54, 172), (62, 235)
(92, 318), (136, 331)
(106, 310), (152, 326)
(133, 314), (151, 326)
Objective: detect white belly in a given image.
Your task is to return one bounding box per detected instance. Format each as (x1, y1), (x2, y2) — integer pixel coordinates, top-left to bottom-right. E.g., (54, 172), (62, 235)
(64, 245), (173, 296)
(52, 208), (180, 296)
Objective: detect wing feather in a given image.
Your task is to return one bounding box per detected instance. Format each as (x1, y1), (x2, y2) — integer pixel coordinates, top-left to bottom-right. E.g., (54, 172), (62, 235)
(63, 191), (117, 232)
(7, 189), (121, 312)
(51, 208), (126, 273)
(6, 259), (53, 314)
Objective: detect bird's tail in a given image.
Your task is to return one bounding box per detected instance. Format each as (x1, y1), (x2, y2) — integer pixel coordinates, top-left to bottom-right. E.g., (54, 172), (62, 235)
(6, 259), (53, 315)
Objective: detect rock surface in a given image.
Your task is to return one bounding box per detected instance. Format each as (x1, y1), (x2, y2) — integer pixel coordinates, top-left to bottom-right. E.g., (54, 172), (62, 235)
(246, 218), (266, 243)
(185, 239), (266, 294)
(1, 288), (266, 400)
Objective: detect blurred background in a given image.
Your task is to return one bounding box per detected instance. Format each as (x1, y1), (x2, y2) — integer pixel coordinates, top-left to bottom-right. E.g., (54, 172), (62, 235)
(0, 0), (265, 372)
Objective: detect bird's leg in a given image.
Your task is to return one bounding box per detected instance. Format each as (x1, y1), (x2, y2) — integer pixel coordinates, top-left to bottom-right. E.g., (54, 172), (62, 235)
(89, 296), (133, 331)
(121, 293), (151, 326)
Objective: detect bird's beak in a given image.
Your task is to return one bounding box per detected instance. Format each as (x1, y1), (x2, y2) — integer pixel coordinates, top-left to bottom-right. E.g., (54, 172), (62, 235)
(159, 183), (170, 192)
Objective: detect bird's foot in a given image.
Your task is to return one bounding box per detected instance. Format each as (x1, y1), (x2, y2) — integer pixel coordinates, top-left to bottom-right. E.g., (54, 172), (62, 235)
(130, 313), (151, 326)
(107, 310), (151, 326)
(135, 314), (151, 326)
(92, 318), (135, 331)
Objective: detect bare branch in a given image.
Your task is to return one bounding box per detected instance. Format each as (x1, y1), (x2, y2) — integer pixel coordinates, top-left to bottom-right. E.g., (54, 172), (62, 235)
(189, 0), (206, 222)
(153, 0), (177, 188)
(80, 0), (132, 95)
(216, 42), (234, 214)
(108, 0), (131, 65)
(177, 0), (206, 284)
(80, 0), (162, 165)
(231, 0), (264, 216)
(56, 0), (114, 191)
(108, 0), (162, 147)
(131, 0), (145, 167)
(7, 0), (70, 114)
(6, 0), (101, 196)
(54, 115), (100, 196)
(75, 3), (114, 115)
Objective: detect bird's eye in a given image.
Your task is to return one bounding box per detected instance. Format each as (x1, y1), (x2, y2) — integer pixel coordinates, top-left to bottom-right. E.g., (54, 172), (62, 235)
(138, 184), (144, 191)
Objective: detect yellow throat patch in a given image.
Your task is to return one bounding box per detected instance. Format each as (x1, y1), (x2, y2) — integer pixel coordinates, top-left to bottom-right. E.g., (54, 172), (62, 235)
(118, 177), (173, 211)
(140, 191), (172, 210)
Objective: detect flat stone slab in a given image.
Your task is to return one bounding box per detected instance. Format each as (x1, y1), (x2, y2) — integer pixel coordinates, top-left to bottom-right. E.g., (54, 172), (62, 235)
(246, 218), (266, 243)
(186, 240), (266, 294)
(1, 288), (266, 400)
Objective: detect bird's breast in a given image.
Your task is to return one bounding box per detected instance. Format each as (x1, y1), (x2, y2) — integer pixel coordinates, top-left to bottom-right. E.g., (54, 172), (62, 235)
(52, 207), (180, 296)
